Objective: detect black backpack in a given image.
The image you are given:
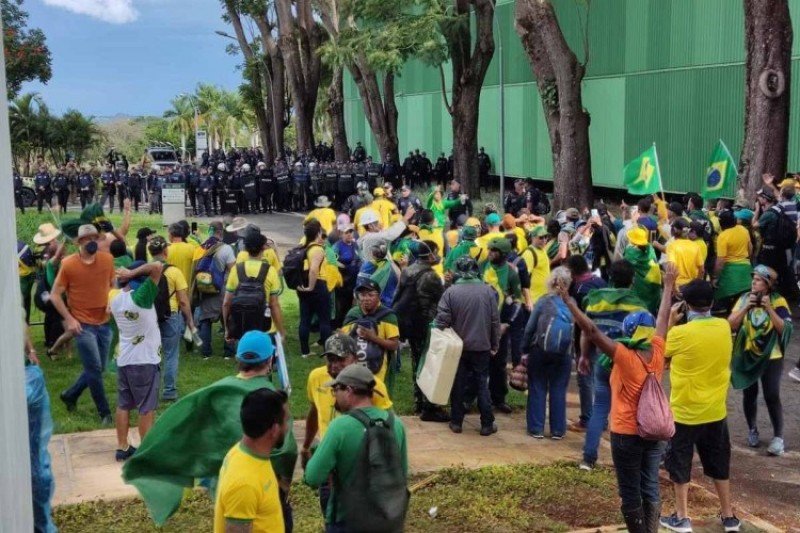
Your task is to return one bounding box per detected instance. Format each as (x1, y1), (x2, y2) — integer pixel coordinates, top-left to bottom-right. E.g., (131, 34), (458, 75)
(283, 244), (316, 290)
(334, 409), (409, 533)
(228, 262), (270, 340)
(771, 205), (797, 251)
(155, 265), (175, 323)
(392, 267), (431, 339)
(349, 307), (395, 374)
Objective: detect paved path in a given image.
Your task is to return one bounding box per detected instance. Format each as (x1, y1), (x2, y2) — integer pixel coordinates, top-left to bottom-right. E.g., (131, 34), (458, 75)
(49, 392), (594, 506)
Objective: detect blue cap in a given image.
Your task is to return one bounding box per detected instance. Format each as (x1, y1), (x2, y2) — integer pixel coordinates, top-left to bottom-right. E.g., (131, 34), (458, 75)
(235, 331), (275, 364)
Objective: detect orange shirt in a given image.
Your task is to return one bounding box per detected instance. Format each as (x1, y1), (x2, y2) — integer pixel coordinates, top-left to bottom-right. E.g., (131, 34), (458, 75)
(609, 336), (665, 435)
(55, 252), (115, 325)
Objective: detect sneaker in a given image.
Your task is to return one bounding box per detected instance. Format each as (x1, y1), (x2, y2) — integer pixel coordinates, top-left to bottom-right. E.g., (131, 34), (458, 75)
(100, 415), (113, 427)
(448, 422), (463, 434)
(59, 391), (77, 412)
(660, 512), (693, 533)
(527, 431), (544, 439)
(747, 428), (760, 448)
(788, 367), (800, 383)
(579, 460), (594, 471)
(767, 437), (785, 456)
(551, 434), (564, 441)
(720, 514), (741, 532)
(115, 445), (137, 462)
(480, 423), (498, 436)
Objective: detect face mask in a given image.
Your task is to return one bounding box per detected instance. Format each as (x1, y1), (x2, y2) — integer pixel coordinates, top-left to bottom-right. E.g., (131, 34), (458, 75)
(84, 241), (98, 255)
(490, 255), (505, 266)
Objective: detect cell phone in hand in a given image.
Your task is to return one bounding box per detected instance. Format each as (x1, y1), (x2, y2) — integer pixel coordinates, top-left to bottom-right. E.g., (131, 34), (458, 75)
(591, 209), (599, 218)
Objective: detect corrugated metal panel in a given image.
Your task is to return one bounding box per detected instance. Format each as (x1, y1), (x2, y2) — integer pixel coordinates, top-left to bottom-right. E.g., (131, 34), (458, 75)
(343, 0), (800, 193)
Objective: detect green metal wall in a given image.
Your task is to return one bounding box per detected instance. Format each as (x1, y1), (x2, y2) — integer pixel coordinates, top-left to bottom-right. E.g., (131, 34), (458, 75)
(343, 0), (800, 195)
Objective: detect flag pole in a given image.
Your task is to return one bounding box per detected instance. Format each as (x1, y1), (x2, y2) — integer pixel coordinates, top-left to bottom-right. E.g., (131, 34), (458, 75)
(653, 143), (666, 202)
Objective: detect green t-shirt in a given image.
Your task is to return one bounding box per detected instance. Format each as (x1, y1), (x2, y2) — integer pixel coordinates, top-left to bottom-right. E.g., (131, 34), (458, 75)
(114, 255), (133, 269)
(304, 406), (408, 524)
(131, 278), (158, 309)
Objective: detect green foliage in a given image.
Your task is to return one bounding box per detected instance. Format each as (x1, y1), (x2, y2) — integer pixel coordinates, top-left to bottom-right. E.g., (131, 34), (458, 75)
(2, 0), (52, 99)
(9, 93), (102, 172)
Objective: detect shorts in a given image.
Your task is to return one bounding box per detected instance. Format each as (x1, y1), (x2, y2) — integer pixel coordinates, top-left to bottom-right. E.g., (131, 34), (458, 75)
(117, 364), (160, 414)
(665, 418), (731, 483)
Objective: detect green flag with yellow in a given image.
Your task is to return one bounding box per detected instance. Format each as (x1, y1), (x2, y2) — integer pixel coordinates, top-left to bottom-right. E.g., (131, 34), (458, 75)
(702, 139), (737, 200)
(623, 144), (662, 196)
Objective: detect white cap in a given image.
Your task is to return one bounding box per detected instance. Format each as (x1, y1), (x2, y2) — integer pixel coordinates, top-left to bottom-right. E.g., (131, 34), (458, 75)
(241, 164), (251, 172)
(217, 163), (226, 171)
(77, 224), (98, 240)
(257, 162), (267, 169)
(360, 209), (380, 226)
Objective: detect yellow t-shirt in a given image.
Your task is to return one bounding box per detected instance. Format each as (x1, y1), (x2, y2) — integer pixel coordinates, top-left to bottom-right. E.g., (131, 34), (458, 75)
(372, 197), (398, 230)
(341, 313), (400, 382)
(666, 238), (704, 286)
(302, 244), (327, 282)
(236, 248), (282, 273)
(305, 208), (337, 234)
(214, 443), (284, 533)
(665, 318), (732, 425)
(476, 230), (506, 259)
(166, 241), (197, 288)
(163, 263), (188, 312)
(306, 365), (393, 438)
(693, 239), (708, 265)
(717, 225), (750, 263)
(418, 227), (445, 278)
(521, 246), (550, 303)
(511, 227), (527, 254)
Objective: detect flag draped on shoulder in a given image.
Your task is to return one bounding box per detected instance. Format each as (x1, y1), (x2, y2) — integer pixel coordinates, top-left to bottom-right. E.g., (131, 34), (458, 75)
(622, 245), (662, 315)
(702, 139), (738, 200)
(623, 144), (662, 196)
(122, 375), (297, 526)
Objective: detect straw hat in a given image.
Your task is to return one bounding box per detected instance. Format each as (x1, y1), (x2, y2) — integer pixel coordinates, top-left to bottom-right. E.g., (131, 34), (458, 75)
(33, 223), (61, 245)
(226, 217), (248, 233)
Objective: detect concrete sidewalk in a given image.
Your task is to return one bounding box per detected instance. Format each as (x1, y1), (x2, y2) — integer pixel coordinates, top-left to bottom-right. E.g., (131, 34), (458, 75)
(49, 405), (597, 506)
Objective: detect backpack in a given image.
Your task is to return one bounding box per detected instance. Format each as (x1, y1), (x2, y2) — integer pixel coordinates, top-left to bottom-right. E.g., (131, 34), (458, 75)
(283, 244), (317, 290)
(771, 205), (796, 251)
(528, 295), (574, 354)
(530, 187), (551, 215)
(193, 242), (224, 294)
(335, 409), (409, 533)
(634, 352), (675, 441)
(155, 264), (175, 323)
(349, 307), (395, 375)
(228, 262), (270, 340)
(392, 268), (431, 339)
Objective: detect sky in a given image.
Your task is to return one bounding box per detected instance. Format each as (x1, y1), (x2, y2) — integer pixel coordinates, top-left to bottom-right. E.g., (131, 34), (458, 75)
(21, 0), (244, 118)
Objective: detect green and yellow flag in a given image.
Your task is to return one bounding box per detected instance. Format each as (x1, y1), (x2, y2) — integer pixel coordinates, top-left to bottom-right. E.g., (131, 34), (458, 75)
(623, 144), (662, 196)
(702, 139), (738, 200)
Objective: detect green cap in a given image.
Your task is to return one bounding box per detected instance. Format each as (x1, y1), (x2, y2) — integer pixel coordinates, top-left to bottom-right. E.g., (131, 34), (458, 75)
(529, 226), (547, 238)
(461, 226), (478, 240)
(488, 237), (511, 253)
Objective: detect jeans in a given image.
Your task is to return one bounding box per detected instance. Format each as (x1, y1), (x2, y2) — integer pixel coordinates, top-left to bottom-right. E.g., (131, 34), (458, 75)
(298, 281), (332, 355)
(509, 308), (529, 367)
(526, 347), (572, 435)
(577, 353), (595, 426)
(610, 432), (665, 512)
(159, 312), (184, 400)
(450, 350), (494, 427)
(743, 357), (784, 438)
(583, 362), (611, 464)
(196, 314), (234, 358)
(63, 323), (112, 417)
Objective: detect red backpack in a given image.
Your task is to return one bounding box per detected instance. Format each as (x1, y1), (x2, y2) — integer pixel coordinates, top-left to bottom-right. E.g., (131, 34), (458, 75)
(634, 352), (675, 441)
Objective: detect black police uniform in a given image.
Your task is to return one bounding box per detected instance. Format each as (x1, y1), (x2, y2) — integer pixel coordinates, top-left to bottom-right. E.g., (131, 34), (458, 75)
(127, 171), (143, 212)
(100, 170), (116, 213)
(53, 172), (70, 213)
(77, 172), (95, 209)
(115, 169), (129, 211)
(14, 172), (25, 213)
(197, 172), (213, 216)
(187, 167), (199, 215)
(242, 169), (258, 214)
(34, 171), (52, 213)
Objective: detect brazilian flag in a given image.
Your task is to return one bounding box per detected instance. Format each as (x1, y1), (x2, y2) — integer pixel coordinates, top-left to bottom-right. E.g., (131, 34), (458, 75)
(623, 144), (662, 196)
(702, 140), (738, 200)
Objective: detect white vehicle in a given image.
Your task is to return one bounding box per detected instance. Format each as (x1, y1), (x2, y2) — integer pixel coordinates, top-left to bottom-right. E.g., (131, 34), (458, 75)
(146, 144), (180, 171)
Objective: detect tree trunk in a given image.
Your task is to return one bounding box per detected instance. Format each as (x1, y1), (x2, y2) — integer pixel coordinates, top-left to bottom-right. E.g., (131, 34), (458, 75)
(275, 0), (322, 153)
(328, 65), (349, 161)
(446, 0), (496, 199)
(515, 0), (593, 211)
(739, 0), (793, 202)
(348, 60), (399, 164)
(252, 14), (286, 157)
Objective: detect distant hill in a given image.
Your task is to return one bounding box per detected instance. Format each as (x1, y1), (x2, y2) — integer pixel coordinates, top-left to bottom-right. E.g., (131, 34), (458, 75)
(95, 113), (159, 124)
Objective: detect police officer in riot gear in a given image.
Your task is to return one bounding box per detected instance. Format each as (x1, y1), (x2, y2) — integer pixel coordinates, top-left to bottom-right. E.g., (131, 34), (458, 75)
(342, 181), (371, 220)
(53, 164), (70, 213)
(77, 167), (96, 209)
(13, 168), (25, 213)
(187, 164), (199, 215)
(115, 162), (129, 212)
(197, 166), (213, 216)
(381, 153), (400, 189)
(275, 158), (291, 212)
(127, 166), (143, 212)
(478, 146), (492, 192)
(212, 162), (227, 215)
(242, 163), (258, 214)
(353, 141), (366, 163)
(100, 163), (116, 213)
(256, 161), (274, 213)
(34, 164), (52, 213)
(434, 152), (448, 186)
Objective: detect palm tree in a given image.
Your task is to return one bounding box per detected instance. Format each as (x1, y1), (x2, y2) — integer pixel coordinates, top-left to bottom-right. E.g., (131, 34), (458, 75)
(195, 83), (226, 150)
(164, 97), (195, 160)
(59, 110), (103, 163)
(9, 92), (47, 174)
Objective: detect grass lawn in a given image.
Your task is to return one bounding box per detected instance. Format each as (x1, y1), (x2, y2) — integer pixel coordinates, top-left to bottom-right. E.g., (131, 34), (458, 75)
(17, 209), (527, 433)
(52, 463), (723, 533)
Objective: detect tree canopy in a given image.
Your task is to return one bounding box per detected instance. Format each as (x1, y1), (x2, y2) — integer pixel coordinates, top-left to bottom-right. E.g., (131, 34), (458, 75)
(2, 0), (52, 99)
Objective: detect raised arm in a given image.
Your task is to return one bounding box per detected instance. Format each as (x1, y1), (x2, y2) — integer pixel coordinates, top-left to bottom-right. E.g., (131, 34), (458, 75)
(656, 262), (678, 338)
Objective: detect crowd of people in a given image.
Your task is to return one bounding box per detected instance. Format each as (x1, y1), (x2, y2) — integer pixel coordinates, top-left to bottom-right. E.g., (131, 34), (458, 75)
(18, 155), (800, 532)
